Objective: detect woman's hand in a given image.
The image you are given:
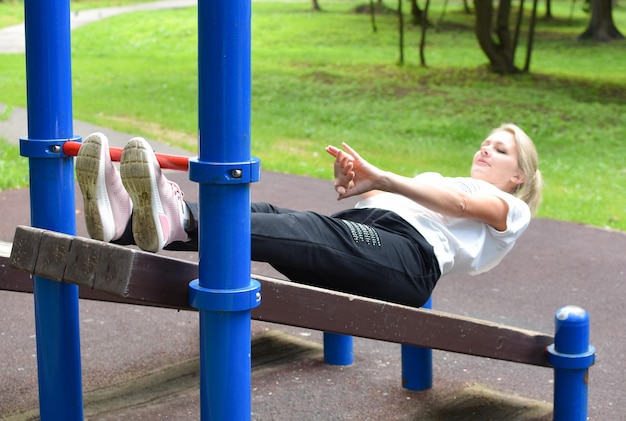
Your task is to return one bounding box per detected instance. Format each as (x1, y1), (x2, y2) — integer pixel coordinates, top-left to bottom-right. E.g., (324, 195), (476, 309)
(325, 143), (383, 200)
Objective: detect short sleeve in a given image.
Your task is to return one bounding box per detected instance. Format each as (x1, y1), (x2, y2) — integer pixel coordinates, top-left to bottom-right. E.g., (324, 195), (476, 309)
(488, 192), (531, 246)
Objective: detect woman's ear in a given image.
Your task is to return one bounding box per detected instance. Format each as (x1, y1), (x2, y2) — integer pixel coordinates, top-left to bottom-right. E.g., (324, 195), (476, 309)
(512, 171), (526, 184)
(510, 173), (525, 192)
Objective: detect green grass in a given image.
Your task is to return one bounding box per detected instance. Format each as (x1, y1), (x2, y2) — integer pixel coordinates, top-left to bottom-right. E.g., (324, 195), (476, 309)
(1, 0), (625, 231)
(0, 0), (24, 28)
(0, 141), (28, 190)
(0, 104), (28, 189)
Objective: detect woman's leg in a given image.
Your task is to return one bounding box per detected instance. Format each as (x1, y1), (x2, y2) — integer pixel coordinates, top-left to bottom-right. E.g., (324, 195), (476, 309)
(159, 201), (294, 251)
(115, 197), (438, 306)
(146, 201), (438, 307)
(251, 208), (439, 308)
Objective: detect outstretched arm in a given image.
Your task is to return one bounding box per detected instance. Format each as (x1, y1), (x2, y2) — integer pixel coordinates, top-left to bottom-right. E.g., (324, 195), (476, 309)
(325, 143), (510, 231)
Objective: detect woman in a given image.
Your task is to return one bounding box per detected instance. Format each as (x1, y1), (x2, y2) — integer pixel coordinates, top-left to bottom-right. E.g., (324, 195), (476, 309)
(76, 124), (541, 308)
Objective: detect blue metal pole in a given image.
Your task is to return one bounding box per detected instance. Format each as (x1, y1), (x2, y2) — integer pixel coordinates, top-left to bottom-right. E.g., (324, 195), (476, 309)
(188, 0), (261, 419)
(401, 296), (433, 390)
(20, 0), (84, 419)
(548, 305), (596, 421)
(323, 333), (354, 365)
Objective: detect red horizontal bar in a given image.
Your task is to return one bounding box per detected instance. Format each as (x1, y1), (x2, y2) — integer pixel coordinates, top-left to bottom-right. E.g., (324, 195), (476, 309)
(63, 141), (189, 171)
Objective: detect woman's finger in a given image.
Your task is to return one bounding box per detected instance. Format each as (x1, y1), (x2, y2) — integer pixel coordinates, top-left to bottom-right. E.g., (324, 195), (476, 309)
(341, 142), (361, 161)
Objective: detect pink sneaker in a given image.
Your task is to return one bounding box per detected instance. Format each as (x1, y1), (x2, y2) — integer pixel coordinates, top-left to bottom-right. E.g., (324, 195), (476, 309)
(120, 137), (189, 252)
(76, 132), (133, 242)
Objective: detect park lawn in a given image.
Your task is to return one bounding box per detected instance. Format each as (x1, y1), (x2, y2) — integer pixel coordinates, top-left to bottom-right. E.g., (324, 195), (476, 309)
(0, 0), (624, 230)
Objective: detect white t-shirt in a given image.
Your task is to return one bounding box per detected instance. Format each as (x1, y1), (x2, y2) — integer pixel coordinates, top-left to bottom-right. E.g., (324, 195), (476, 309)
(355, 172), (531, 276)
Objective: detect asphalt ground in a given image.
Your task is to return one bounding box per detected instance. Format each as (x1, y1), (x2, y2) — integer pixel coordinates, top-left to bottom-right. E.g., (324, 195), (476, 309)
(1, 103), (624, 420)
(1, 2), (624, 418)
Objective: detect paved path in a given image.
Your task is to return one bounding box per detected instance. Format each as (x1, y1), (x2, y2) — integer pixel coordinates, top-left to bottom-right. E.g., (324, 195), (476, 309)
(0, 0), (196, 54)
(1, 2), (624, 419)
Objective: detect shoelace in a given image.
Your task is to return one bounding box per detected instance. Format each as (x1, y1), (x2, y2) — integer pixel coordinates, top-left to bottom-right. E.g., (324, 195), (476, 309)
(168, 180), (190, 233)
(168, 180), (186, 213)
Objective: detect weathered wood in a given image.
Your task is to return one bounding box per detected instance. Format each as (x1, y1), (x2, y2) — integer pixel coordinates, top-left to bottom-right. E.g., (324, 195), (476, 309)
(6, 226), (553, 367)
(253, 274), (552, 366)
(10, 225), (196, 305)
(0, 252), (183, 309)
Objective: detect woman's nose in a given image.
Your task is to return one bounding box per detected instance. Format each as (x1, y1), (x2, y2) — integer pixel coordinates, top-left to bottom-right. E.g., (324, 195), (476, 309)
(481, 146), (490, 156)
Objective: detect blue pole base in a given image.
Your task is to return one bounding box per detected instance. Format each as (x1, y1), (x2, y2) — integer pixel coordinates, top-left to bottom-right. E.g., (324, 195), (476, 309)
(401, 344), (433, 391)
(401, 296), (433, 391)
(189, 279), (261, 420)
(548, 305), (596, 421)
(323, 333), (354, 366)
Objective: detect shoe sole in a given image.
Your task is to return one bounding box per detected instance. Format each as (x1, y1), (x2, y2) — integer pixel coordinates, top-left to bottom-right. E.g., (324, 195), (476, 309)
(75, 134), (114, 242)
(120, 138), (165, 252)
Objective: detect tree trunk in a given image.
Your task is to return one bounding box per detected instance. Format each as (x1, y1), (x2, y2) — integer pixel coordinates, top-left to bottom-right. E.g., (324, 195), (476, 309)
(398, 0), (404, 64)
(463, 0), (472, 14)
(579, 0), (624, 40)
(523, 0), (539, 72)
(370, 0), (378, 33)
(494, 0), (514, 65)
(312, 0), (321, 11)
(545, 0), (553, 20)
(409, 0), (423, 25)
(419, 0), (431, 67)
(473, 0), (520, 74)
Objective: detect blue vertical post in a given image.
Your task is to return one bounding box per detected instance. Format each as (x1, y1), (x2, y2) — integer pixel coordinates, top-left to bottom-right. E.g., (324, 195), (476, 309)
(20, 0), (84, 419)
(548, 305), (596, 421)
(401, 296), (433, 390)
(323, 332), (353, 365)
(188, 0), (261, 419)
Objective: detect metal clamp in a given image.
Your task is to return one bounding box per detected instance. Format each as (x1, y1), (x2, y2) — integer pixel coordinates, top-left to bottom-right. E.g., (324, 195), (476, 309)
(188, 157), (261, 185)
(188, 279), (262, 312)
(547, 345), (596, 370)
(20, 136), (82, 159)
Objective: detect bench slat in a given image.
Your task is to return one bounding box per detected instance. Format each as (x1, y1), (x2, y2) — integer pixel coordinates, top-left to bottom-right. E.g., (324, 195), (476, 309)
(6, 225), (553, 366)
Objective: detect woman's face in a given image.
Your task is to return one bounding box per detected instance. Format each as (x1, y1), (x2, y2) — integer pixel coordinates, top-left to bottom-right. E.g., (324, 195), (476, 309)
(471, 129), (525, 193)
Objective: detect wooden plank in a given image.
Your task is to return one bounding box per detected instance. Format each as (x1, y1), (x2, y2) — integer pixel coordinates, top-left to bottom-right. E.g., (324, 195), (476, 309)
(254, 275), (553, 366)
(6, 226), (553, 366)
(0, 253), (187, 309)
(10, 226), (197, 307)
(0, 239), (181, 309)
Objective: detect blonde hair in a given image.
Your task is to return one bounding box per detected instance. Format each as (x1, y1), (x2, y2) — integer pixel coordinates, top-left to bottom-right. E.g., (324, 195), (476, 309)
(493, 123), (542, 215)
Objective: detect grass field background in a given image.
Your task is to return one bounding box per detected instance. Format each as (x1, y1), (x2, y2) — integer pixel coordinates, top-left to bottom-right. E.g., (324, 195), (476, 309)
(0, 0), (624, 230)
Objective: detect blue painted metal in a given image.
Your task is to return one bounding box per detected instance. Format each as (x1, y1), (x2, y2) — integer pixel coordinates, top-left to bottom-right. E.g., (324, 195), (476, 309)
(401, 296), (433, 390)
(189, 0), (260, 419)
(323, 333), (354, 365)
(189, 157), (261, 185)
(548, 305), (596, 421)
(20, 136), (81, 159)
(21, 0), (84, 418)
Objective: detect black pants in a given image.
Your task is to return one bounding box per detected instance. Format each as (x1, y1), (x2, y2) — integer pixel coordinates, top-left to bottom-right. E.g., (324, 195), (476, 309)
(117, 202), (441, 308)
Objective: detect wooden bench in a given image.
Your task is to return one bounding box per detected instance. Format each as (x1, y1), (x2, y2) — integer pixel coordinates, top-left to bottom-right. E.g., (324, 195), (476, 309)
(6, 225), (553, 366)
